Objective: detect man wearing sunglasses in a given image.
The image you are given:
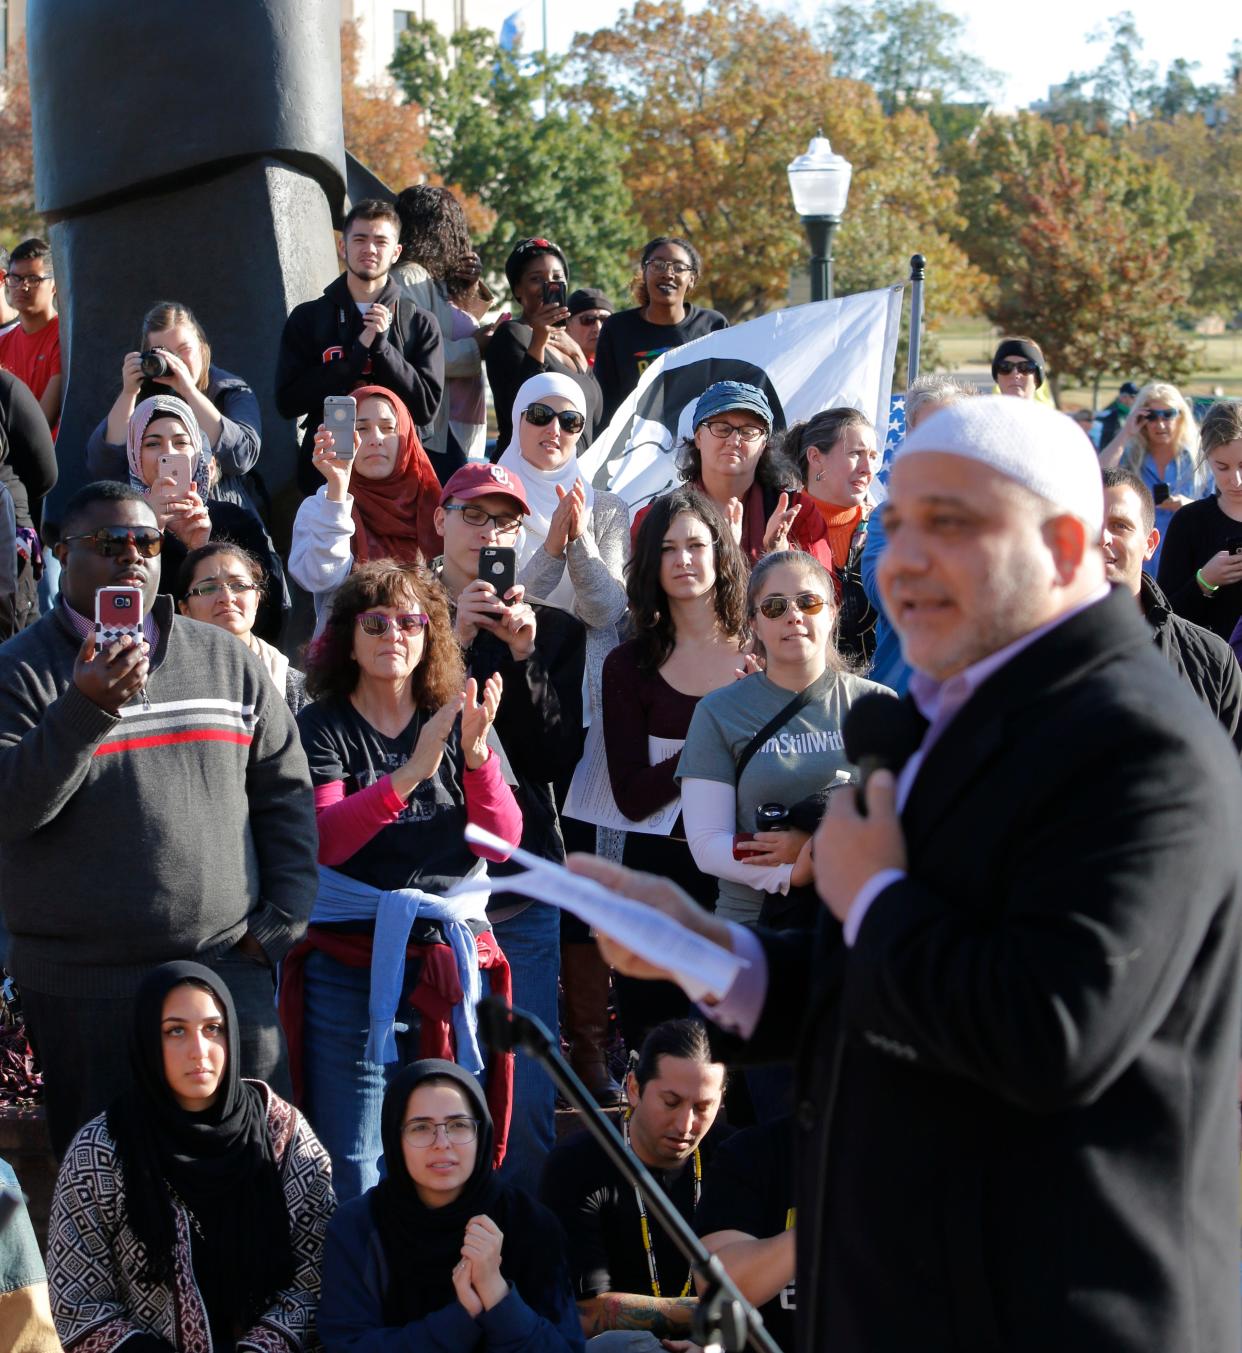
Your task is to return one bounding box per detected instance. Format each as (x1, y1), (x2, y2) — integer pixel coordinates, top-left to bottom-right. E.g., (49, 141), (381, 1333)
(581, 396), (1242, 1353)
(565, 289), (613, 366)
(430, 460), (587, 1191)
(991, 336), (1045, 400)
(0, 481), (317, 1157)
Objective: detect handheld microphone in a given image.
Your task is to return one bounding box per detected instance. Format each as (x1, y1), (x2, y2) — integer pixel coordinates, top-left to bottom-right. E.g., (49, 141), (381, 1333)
(842, 693), (926, 817)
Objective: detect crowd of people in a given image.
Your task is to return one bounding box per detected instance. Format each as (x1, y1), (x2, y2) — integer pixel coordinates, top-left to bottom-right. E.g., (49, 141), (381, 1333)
(1, 194), (1241, 1353)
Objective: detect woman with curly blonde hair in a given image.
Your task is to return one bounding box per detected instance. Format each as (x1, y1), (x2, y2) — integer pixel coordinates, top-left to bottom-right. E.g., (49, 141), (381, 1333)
(286, 560), (523, 1201)
(1100, 380), (1205, 571)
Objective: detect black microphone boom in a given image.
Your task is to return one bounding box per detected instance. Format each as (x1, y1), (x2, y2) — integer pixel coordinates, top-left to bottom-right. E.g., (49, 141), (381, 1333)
(842, 692), (925, 816)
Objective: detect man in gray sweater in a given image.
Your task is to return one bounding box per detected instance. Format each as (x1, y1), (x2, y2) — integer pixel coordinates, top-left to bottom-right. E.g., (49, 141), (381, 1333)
(0, 481), (317, 1153)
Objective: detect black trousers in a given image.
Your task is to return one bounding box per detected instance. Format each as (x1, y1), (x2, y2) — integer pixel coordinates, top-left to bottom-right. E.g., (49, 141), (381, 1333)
(23, 948), (292, 1157)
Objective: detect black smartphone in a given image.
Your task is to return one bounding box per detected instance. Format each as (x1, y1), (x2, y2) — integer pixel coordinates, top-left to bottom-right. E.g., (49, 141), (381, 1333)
(542, 279), (567, 309)
(1226, 537), (1242, 556)
(1152, 481), (1170, 506)
(479, 546), (517, 604)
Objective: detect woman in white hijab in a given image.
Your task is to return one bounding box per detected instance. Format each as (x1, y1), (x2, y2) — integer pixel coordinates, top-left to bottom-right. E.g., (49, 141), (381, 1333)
(496, 372), (629, 717)
(497, 373), (629, 1103)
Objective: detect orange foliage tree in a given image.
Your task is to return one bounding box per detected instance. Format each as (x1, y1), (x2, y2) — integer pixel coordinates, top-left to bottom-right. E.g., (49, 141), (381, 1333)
(0, 41), (41, 245)
(572, 0), (985, 326)
(340, 21), (492, 240)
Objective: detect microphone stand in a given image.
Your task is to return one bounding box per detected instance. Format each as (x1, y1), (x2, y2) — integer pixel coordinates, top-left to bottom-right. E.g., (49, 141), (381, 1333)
(477, 997), (785, 1353)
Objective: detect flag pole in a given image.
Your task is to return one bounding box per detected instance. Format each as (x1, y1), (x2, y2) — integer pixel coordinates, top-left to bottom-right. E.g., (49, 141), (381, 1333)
(906, 254), (925, 389)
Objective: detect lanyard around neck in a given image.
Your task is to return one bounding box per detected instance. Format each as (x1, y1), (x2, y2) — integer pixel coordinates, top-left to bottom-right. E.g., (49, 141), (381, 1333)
(623, 1110), (700, 1299)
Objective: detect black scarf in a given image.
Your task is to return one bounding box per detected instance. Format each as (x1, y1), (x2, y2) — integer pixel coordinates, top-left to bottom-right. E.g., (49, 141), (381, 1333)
(106, 962), (294, 1333)
(370, 1060), (571, 1326)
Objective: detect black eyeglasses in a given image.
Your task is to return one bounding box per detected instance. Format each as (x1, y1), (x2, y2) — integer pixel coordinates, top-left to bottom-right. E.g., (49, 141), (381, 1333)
(645, 259), (694, 275)
(996, 359), (1039, 376)
(701, 419), (766, 444)
(3, 274), (53, 291)
(755, 591), (828, 620)
(63, 527), (163, 558)
(442, 504), (523, 532)
(356, 611), (429, 637)
(524, 402), (586, 434)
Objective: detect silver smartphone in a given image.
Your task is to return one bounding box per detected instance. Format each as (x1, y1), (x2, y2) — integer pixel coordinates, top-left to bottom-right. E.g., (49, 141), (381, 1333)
(324, 395), (357, 460)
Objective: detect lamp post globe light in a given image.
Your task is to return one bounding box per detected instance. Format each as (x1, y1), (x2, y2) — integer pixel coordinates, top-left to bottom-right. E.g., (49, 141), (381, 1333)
(787, 133), (852, 302)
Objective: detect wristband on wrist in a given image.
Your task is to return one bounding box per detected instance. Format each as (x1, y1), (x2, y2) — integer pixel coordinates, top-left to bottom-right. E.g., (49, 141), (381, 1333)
(1196, 568), (1220, 596)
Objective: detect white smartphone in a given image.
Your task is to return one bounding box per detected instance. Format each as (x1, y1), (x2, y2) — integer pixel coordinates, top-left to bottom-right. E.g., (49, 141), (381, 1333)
(324, 395), (358, 460)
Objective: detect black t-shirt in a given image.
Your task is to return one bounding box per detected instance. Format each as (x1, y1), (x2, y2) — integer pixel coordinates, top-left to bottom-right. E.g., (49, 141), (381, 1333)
(694, 1117), (796, 1351)
(594, 306), (730, 423)
(539, 1124), (730, 1301)
(297, 695), (476, 894)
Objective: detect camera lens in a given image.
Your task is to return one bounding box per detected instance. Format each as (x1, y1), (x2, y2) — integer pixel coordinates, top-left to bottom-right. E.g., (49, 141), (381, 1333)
(140, 350), (170, 379)
(755, 803), (789, 830)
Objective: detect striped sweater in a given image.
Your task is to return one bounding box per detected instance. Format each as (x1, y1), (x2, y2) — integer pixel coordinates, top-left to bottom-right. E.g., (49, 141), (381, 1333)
(0, 596), (318, 997)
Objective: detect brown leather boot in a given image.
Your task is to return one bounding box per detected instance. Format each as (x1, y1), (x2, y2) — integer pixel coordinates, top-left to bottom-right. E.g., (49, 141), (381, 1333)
(561, 940), (623, 1105)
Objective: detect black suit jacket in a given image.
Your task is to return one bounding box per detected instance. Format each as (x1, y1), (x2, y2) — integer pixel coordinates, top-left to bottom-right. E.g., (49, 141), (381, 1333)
(724, 586), (1242, 1353)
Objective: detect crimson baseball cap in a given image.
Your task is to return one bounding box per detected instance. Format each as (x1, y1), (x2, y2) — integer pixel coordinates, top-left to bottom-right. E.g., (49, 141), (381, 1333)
(438, 462), (530, 514)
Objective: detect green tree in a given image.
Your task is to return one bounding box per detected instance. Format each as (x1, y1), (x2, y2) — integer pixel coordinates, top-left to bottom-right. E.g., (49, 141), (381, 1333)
(950, 114), (1203, 396)
(572, 0), (987, 338)
(1133, 88), (1242, 315)
(816, 0), (998, 117)
(389, 23), (638, 302)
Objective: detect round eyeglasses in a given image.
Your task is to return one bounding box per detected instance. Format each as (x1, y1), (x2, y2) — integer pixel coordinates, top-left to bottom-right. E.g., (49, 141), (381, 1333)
(401, 1117), (479, 1148)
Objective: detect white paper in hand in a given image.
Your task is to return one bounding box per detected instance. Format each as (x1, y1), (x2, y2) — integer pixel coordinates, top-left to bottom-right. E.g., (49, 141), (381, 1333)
(460, 824), (746, 1001)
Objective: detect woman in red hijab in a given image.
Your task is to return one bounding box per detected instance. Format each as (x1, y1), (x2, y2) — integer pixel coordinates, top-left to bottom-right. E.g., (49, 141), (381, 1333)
(290, 384), (443, 631)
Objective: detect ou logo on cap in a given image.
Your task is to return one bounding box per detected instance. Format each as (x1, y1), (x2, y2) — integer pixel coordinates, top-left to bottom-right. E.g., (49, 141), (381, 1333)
(490, 466), (512, 486)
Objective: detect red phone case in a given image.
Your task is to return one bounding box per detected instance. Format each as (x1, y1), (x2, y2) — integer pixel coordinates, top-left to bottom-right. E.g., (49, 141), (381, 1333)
(95, 586), (144, 645)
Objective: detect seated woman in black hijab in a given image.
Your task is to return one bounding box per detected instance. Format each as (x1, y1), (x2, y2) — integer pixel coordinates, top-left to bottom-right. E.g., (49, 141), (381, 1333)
(319, 1060), (583, 1353)
(46, 961), (335, 1353)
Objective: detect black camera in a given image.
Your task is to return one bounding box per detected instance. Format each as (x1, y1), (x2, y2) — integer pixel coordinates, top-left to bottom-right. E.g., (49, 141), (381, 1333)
(139, 348), (171, 379)
(755, 803), (790, 831)
(113, 595), (133, 609)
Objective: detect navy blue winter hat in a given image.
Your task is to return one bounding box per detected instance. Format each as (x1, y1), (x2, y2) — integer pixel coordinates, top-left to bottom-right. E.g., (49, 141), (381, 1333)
(693, 381), (774, 432)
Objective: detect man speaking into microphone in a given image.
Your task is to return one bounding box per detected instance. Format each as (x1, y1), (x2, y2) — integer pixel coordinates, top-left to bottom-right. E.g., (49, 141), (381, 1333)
(573, 396), (1242, 1353)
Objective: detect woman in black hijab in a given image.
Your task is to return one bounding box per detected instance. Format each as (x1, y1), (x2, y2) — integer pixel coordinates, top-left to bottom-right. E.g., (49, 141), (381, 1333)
(46, 961), (335, 1353)
(319, 1059), (583, 1352)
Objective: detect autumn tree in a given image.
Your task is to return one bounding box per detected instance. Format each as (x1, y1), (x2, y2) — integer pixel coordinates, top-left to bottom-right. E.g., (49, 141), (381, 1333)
(1131, 88), (1242, 316)
(0, 41), (40, 244)
(390, 23), (638, 300)
(950, 114), (1203, 397)
(572, 0), (986, 331)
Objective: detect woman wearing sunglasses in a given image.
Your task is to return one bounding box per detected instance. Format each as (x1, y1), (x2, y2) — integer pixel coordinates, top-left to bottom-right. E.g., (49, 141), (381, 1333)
(595, 236), (728, 424)
(126, 393), (289, 639)
(290, 383), (443, 634)
(178, 542), (308, 715)
(1100, 381), (1205, 573)
(496, 372), (628, 1105)
(602, 488), (749, 1049)
(496, 373), (629, 713)
(1159, 400), (1242, 645)
(289, 561), (521, 1202)
(676, 550), (891, 930)
(319, 1059), (583, 1353)
(484, 238), (602, 457)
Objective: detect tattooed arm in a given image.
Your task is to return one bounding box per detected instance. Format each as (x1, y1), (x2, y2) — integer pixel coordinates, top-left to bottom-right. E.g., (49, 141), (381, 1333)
(577, 1292), (699, 1338)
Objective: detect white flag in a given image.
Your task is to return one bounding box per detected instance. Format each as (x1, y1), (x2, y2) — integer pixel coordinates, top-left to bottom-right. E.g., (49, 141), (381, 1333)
(578, 288), (905, 510)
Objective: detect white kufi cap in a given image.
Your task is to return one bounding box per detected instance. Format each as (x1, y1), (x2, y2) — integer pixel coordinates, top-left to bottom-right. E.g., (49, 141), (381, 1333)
(895, 396), (1104, 534)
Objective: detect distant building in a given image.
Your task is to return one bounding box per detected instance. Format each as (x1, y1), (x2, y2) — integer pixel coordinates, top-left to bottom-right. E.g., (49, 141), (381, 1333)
(342, 0), (468, 86)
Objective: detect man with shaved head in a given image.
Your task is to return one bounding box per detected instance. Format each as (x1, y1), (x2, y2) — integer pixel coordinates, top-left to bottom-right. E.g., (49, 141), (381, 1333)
(579, 396), (1242, 1353)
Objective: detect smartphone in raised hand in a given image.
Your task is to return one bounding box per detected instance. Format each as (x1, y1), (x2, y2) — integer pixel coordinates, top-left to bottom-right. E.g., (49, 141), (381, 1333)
(324, 395), (358, 460)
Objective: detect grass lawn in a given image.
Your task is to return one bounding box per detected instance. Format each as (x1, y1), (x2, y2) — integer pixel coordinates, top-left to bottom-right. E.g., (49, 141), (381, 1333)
(928, 317), (1242, 411)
